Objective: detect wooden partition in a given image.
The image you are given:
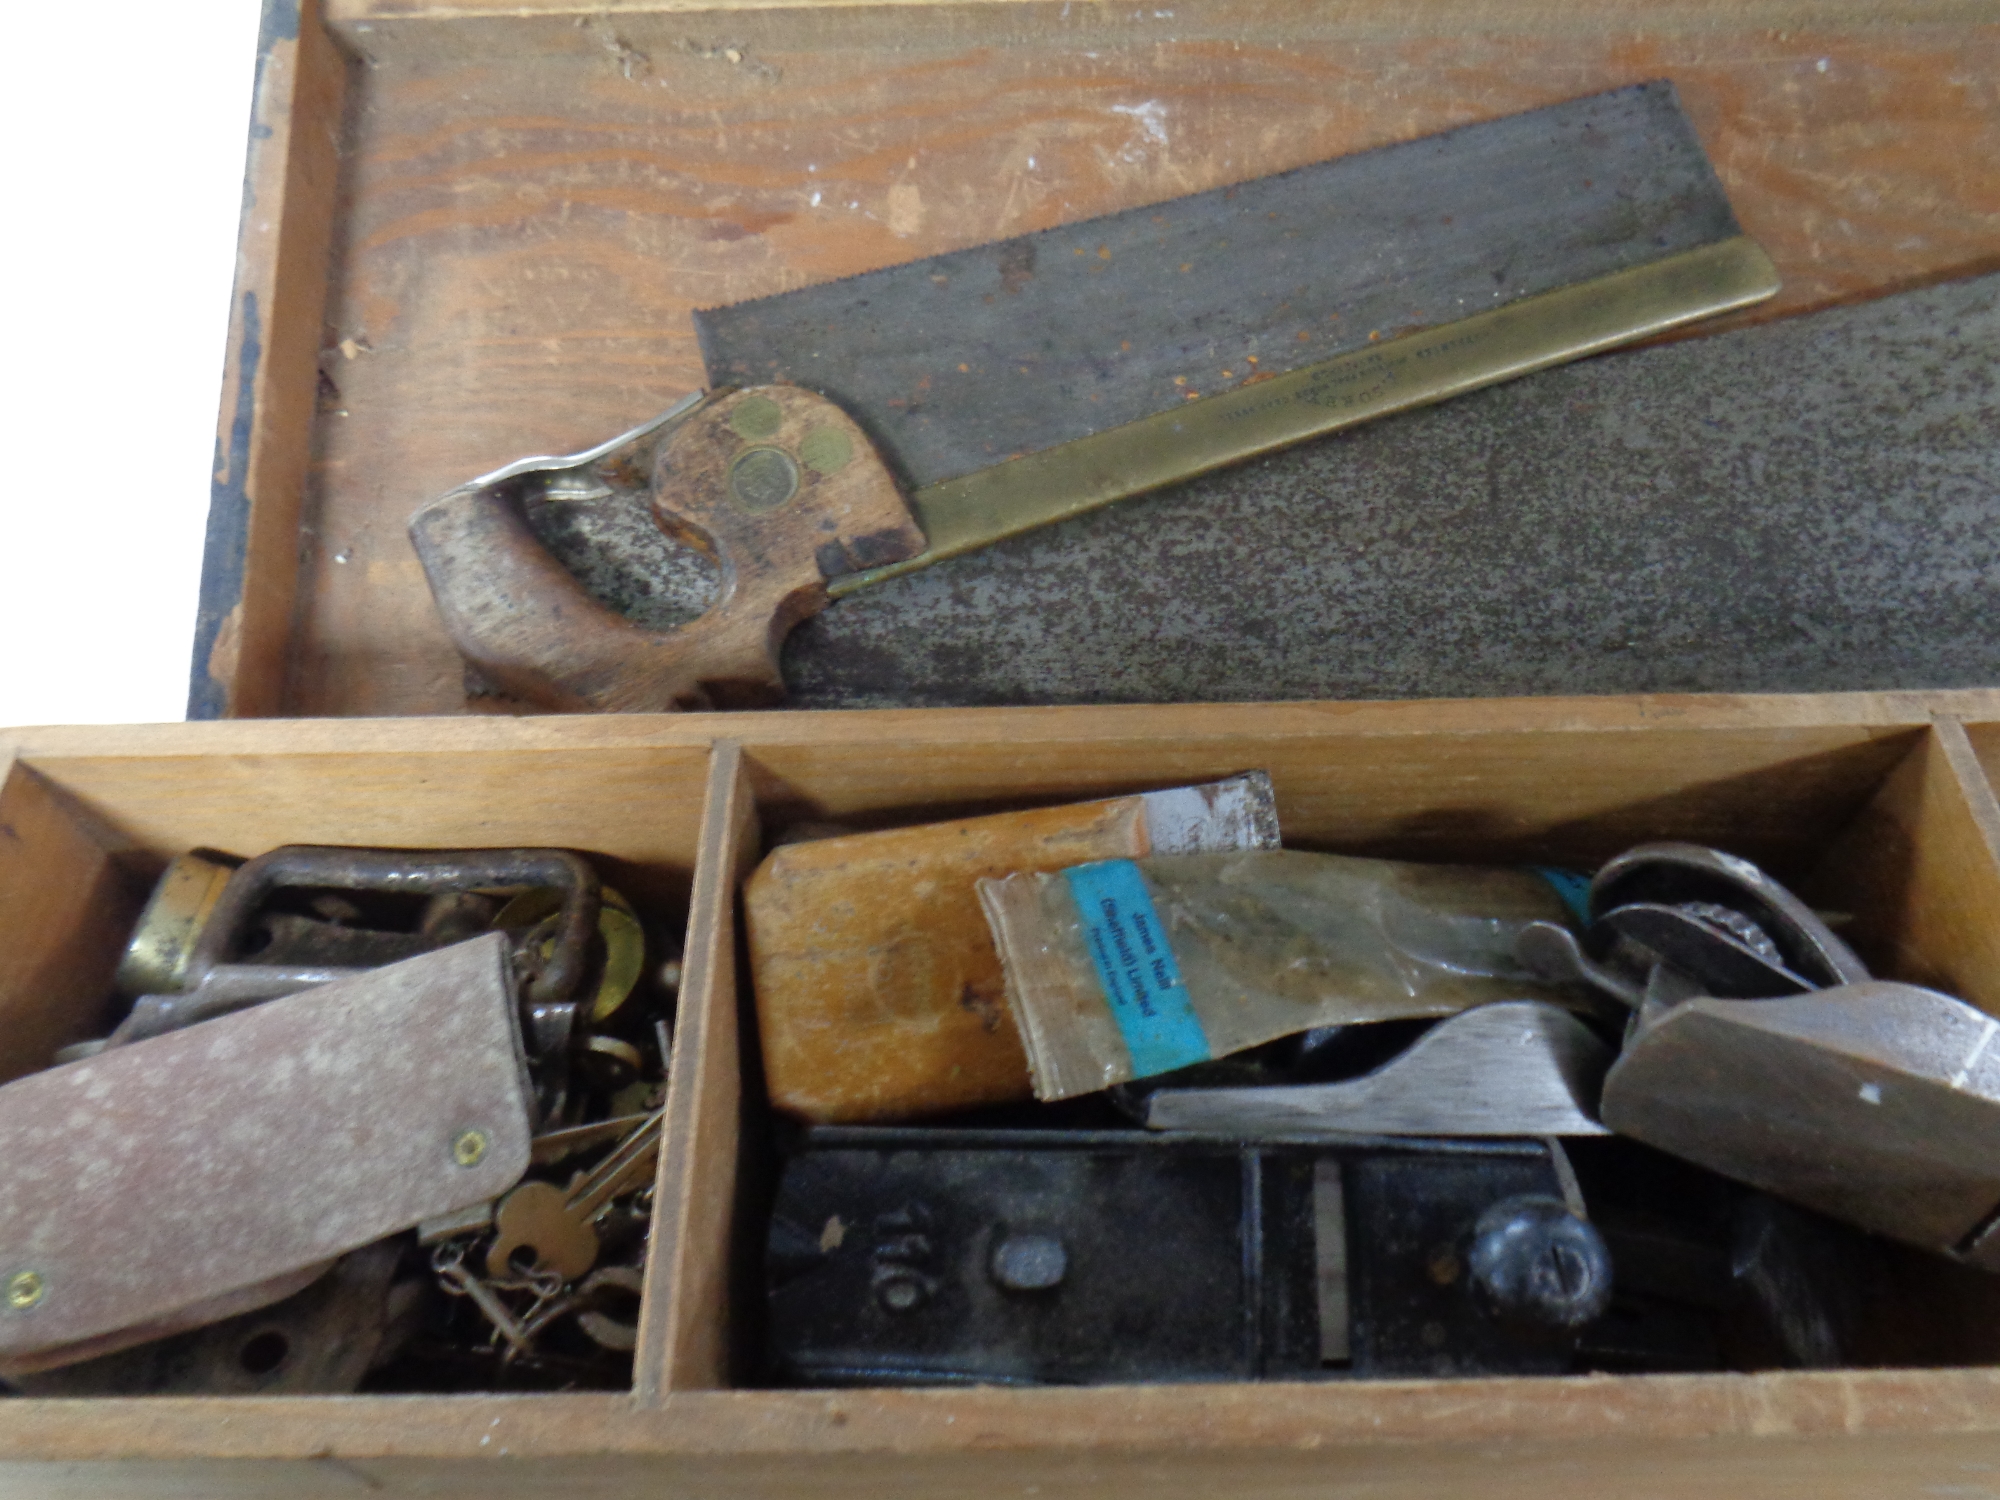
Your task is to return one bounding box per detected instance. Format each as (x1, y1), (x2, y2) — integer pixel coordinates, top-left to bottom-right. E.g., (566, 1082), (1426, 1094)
(4, 690), (2000, 1494)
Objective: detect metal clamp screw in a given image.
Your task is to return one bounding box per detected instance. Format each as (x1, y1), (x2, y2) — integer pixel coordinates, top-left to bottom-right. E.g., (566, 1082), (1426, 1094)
(6, 1271), (46, 1311)
(990, 1234), (1067, 1292)
(453, 1129), (490, 1168)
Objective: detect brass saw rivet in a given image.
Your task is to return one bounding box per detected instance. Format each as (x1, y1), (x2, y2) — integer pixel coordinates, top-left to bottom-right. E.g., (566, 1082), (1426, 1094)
(729, 393), (783, 440)
(798, 426), (854, 475)
(6, 1271), (46, 1311)
(729, 447), (801, 513)
(453, 1129), (490, 1168)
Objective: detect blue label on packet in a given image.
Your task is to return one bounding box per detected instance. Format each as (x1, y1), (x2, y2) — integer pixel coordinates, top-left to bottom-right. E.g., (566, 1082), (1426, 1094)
(1528, 866), (1593, 925)
(1061, 859), (1211, 1077)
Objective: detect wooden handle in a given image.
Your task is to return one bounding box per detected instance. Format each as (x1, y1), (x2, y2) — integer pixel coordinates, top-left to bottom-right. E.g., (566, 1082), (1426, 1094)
(410, 388), (923, 712)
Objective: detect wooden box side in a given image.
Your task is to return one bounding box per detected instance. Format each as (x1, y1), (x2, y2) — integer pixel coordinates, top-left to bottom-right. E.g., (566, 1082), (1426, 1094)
(0, 759), (150, 1084)
(1804, 718), (2000, 1014)
(737, 714), (1930, 877)
(10, 1402), (2000, 1500)
(13, 742), (714, 915)
(193, 0), (351, 721)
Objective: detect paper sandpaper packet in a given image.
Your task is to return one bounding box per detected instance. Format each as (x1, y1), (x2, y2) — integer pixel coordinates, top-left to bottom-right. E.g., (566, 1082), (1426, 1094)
(978, 850), (1586, 1102)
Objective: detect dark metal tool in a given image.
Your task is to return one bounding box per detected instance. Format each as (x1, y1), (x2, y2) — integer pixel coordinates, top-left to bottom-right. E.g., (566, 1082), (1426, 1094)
(412, 81), (1774, 712)
(765, 1128), (1614, 1385)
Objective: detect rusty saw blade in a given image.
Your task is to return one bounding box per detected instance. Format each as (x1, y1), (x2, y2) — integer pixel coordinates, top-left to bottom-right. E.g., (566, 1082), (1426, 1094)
(695, 80), (1776, 596)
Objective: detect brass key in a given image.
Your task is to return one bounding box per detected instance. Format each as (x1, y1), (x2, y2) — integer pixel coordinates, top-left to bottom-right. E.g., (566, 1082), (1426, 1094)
(529, 1111), (653, 1167)
(486, 1109), (663, 1281)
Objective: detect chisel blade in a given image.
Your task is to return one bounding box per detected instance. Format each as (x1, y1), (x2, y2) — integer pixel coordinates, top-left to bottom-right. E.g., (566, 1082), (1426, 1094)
(695, 80), (1777, 594)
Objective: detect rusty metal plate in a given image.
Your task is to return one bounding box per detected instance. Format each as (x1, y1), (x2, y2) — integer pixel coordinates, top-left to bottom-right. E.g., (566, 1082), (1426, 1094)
(0, 933), (533, 1372)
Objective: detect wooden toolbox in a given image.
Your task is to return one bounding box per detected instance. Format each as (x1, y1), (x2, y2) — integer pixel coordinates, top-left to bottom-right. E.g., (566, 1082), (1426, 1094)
(7, 0), (2000, 1492)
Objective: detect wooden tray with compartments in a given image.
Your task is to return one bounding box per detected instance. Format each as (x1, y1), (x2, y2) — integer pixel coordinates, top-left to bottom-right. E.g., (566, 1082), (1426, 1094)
(3, 691), (2000, 1495)
(196, 0), (2000, 722)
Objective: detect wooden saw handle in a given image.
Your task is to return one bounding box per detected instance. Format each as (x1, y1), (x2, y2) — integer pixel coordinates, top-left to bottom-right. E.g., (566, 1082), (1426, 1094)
(410, 388), (924, 712)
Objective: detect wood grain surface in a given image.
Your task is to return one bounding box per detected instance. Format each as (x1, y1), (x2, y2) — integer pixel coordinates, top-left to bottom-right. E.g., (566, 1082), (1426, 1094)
(636, 738), (758, 1397)
(0, 762), (145, 1085)
(1804, 718), (2000, 1016)
(745, 796), (1158, 1121)
(194, 0), (350, 720)
(0, 743), (713, 916)
(269, 2), (2000, 717)
(12, 1376), (2000, 1496)
(1971, 720), (2000, 807)
(16, 684), (1999, 760)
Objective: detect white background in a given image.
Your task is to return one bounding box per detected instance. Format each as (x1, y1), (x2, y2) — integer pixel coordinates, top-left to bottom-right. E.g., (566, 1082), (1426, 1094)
(0, 1), (266, 728)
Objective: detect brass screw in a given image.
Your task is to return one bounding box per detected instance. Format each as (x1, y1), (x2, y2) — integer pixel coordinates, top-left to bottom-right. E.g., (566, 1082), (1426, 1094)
(452, 1129), (490, 1168)
(6, 1271), (46, 1311)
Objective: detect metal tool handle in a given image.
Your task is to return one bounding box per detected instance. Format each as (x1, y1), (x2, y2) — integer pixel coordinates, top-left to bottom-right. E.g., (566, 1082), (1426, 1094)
(409, 387), (924, 713)
(187, 846), (602, 1010)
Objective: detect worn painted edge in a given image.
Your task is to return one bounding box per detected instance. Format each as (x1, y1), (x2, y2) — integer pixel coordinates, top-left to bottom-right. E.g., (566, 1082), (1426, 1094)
(189, 0), (301, 721)
(189, 0), (346, 721)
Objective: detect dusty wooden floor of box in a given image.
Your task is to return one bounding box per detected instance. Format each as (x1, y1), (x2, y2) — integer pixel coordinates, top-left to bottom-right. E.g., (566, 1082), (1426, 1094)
(194, 0), (2000, 721)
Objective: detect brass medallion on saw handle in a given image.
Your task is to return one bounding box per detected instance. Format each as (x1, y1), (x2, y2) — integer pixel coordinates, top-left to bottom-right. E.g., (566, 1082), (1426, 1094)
(408, 386), (923, 712)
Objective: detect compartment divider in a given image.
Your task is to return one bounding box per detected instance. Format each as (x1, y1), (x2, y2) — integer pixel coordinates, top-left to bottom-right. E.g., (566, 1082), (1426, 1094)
(636, 739), (759, 1400)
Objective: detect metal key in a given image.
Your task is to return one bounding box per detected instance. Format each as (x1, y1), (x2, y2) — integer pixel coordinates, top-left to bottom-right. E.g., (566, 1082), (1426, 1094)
(432, 1243), (530, 1353)
(528, 1111), (653, 1167)
(486, 1109), (664, 1281)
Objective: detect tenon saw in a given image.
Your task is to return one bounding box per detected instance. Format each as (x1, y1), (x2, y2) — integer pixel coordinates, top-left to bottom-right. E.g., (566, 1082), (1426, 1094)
(411, 81), (1776, 712)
